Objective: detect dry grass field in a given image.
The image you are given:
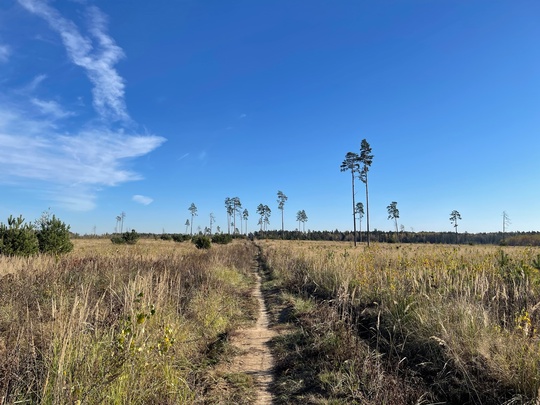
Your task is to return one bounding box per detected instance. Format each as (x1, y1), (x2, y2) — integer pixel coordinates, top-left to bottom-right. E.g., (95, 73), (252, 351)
(258, 240), (540, 404)
(2, 238), (540, 404)
(0, 238), (259, 404)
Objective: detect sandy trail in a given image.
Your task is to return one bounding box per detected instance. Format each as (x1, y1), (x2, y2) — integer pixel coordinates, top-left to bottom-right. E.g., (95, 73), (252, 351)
(227, 262), (276, 404)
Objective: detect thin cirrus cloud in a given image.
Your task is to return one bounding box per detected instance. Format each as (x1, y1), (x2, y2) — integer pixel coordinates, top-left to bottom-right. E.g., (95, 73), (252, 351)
(18, 0), (129, 122)
(0, 1), (167, 211)
(132, 195), (154, 206)
(0, 44), (10, 63)
(0, 109), (165, 210)
(31, 98), (75, 120)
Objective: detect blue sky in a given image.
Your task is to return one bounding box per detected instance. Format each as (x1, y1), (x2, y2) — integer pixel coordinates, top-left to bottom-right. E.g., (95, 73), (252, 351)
(0, 0), (538, 235)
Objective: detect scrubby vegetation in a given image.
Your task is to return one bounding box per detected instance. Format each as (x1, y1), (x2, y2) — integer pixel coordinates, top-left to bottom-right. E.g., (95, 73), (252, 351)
(35, 211), (74, 255)
(0, 213), (72, 256)
(172, 234), (191, 242)
(0, 239), (258, 404)
(259, 241), (540, 404)
(212, 233), (233, 245)
(111, 229), (140, 245)
(192, 235), (211, 249)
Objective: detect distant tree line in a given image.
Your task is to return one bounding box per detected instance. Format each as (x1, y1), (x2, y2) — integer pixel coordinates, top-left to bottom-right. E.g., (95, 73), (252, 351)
(247, 229), (540, 246)
(72, 229), (540, 246)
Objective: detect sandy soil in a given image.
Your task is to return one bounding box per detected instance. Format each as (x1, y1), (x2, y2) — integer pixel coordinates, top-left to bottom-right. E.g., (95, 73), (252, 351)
(227, 266), (276, 404)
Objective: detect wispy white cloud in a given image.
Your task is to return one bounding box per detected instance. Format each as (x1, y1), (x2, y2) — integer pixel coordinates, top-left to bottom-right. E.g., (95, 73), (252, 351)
(31, 98), (75, 120)
(132, 195), (153, 205)
(177, 152), (189, 161)
(18, 0), (129, 122)
(0, 107), (165, 210)
(2, 1), (167, 211)
(0, 45), (10, 63)
(23, 74), (48, 93)
(239, 113), (247, 119)
(198, 150), (207, 160)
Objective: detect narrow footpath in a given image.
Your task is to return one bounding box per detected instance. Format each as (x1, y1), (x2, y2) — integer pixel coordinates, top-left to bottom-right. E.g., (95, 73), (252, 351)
(227, 258), (276, 404)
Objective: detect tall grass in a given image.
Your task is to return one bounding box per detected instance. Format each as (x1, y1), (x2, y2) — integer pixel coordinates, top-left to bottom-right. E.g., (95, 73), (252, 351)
(0, 239), (257, 404)
(260, 241), (540, 404)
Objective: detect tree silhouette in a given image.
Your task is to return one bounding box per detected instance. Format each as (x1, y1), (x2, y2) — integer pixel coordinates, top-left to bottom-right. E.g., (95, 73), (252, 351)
(296, 210), (307, 233)
(243, 209), (249, 235)
(231, 197), (242, 233)
(277, 190), (288, 238)
(502, 211), (511, 244)
(185, 219), (190, 234)
(387, 201), (400, 242)
(257, 204), (265, 232)
(120, 212), (126, 234)
(209, 212), (215, 235)
(188, 203), (197, 235)
(340, 151), (360, 247)
(224, 197), (234, 234)
(264, 207), (271, 231)
(355, 202), (364, 243)
(115, 215), (121, 233)
(449, 210), (462, 244)
(359, 139), (373, 247)
(300, 210), (308, 233)
(257, 204), (271, 234)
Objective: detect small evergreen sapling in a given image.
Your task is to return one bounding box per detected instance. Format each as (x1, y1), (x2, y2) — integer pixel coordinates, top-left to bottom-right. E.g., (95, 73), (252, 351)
(35, 210), (74, 254)
(0, 215), (39, 256)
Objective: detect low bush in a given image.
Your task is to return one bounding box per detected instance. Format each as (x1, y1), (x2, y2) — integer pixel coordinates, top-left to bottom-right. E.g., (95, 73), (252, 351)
(212, 234), (233, 245)
(35, 211), (73, 254)
(172, 234), (191, 242)
(111, 229), (140, 245)
(0, 215), (39, 256)
(0, 212), (74, 256)
(192, 235), (211, 249)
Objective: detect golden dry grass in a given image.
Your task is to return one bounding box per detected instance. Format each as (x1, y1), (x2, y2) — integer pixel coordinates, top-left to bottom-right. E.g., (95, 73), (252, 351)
(259, 240), (540, 404)
(0, 238), (258, 404)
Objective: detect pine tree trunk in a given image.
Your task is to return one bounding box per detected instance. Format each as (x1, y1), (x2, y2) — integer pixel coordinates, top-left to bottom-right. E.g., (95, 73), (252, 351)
(351, 170), (357, 247)
(281, 210), (284, 239)
(365, 174), (370, 247)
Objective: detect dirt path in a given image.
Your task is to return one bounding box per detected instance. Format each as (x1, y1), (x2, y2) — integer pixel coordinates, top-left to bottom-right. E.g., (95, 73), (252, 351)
(227, 261), (276, 404)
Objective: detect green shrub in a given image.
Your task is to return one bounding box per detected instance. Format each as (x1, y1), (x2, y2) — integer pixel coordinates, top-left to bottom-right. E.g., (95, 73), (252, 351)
(192, 235), (211, 249)
(160, 234), (172, 241)
(172, 234), (190, 243)
(212, 234), (233, 245)
(35, 211), (73, 254)
(111, 230), (140, 245)
(0, 215), (39, 256)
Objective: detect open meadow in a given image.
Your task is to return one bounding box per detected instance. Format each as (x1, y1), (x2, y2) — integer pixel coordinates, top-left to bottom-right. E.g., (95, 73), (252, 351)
(0, 239), (259, 404)
(2, 238), (540, 404)
(258, 240), (540, 404)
